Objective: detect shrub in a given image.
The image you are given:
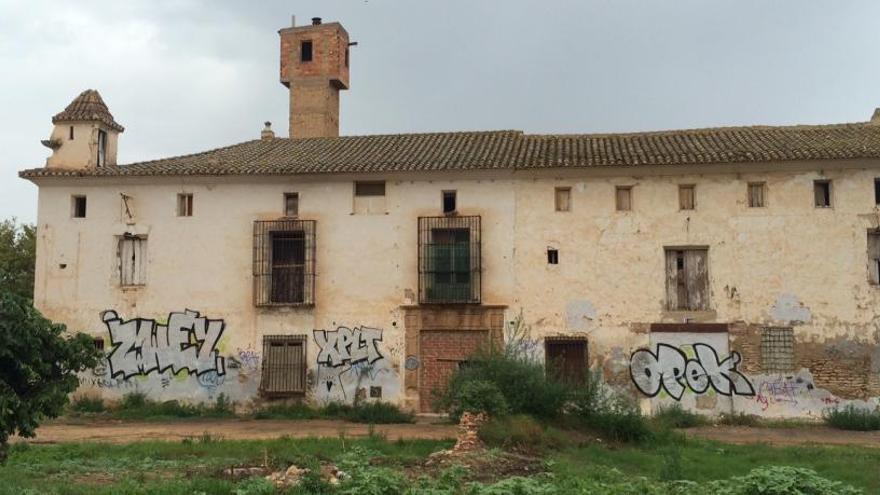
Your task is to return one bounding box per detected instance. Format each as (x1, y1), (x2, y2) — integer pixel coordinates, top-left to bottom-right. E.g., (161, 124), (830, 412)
(824, 405), (880, 431)
(478, 414), (568, 451)
(344, 402), (415, 424)
(717, 412), (760, 427)
(653, 404), (707, 429)
(68, 395), (106, 414)
(114, 392), (235, 419)
(253, 403), (318, 420)
(707, 465), (862, 495)
(437, 349), (569, 420)
(441, 379), (509, 422)
(585, 405), (653, 443)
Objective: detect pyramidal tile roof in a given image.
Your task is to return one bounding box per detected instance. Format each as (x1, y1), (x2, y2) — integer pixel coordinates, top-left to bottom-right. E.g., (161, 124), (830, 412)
(51, 89), (124, 132)
(21, 119), (880, 179)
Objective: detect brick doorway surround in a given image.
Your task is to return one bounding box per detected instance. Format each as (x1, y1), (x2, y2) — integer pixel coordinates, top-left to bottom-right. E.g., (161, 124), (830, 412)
(401, 305), (505, 412)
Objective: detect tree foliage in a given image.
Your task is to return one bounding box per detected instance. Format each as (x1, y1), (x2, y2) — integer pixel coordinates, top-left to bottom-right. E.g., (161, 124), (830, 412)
(0, 289), (100, 462)
(0, 219), (36, 300)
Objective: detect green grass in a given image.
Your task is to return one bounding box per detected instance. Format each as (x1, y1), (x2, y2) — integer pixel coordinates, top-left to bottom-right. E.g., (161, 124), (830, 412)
(551, 437), (880, 492)
(2, 430), (878, 494)
(0, 437), (447, 495)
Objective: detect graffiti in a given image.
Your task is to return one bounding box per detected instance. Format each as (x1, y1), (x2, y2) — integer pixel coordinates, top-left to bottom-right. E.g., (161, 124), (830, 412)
(630, 343), (755, 400)
(197, 370), (226, 396)
(314, 326), (383, 368)
(753, 375), (814, 411)
(313, 326), (396, 402)
(236, 347), (262, 372)
(101, 309), (226, 380)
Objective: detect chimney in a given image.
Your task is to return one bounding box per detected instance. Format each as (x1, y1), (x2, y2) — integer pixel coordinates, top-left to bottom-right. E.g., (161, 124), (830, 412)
(279, 17), (351, 138)
(261, 121), (275, 140)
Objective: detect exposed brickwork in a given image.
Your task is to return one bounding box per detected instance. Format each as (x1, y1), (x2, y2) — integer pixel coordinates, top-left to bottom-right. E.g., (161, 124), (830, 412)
(279, 21), (349, 139)
(419, 329), (489, 412)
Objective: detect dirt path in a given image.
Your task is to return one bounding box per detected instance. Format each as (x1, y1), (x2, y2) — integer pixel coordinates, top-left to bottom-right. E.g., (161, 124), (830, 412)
(20, 417), (458, 445)
(684, 425), (880, 448)
(17, 418), (880, 448)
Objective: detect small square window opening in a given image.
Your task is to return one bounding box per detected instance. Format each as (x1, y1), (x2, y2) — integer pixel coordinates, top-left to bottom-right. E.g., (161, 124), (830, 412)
(616, 186), (632, 211)
(555, 187), (571, 212)
(814, 180), (832, 207)
(72, 195), (87, 218)
(284, 193), (299, 218)
(748, 182), (766, 208)
(177, 193), (193, 217)
(442, 191), (457, 214)
(547, 248), (559, 265)
(679, 185), (695, 210)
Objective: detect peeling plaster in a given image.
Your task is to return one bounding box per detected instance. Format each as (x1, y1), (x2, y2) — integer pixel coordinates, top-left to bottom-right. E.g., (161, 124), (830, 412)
(565, 299), (597, 331)
(769, 293), (812, 324)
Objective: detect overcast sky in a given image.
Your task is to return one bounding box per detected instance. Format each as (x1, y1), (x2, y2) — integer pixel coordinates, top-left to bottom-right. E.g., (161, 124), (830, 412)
(2, 0), (879, 223)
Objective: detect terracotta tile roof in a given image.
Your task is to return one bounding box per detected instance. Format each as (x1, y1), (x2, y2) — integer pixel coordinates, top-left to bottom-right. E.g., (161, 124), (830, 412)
(20, 121), (880, 179)
(51, 90), (124, 132)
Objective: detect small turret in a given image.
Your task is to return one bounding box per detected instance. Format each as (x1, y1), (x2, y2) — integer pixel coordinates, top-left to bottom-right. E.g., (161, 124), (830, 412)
(44, 89), (124, 169)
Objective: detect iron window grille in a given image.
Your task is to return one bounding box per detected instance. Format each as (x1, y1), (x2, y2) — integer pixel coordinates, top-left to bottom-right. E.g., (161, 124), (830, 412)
(761, 327), (795, 373)
(253, 219), (316, 306)
(259, 334), (307, 396)
(418, 215), (481, 304)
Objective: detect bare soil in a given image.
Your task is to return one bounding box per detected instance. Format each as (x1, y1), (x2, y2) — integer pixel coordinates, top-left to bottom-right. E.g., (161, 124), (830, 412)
(15, 417), (880, 448)
(19, 416), (457, 444)
(683, 425), (880, 448)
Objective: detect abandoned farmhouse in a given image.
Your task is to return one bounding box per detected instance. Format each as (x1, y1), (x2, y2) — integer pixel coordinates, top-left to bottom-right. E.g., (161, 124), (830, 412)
(19, 18), (880, 418)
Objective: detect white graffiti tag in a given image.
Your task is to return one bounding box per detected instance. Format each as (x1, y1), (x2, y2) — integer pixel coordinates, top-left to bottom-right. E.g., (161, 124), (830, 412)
(314, 326), (383, 367)
(629, 343), (754, 400)
(102, 309), (226, 379)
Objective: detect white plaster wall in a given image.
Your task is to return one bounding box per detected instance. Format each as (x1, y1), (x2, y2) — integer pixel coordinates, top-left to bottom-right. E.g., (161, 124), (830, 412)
(29, 159), (880, 413)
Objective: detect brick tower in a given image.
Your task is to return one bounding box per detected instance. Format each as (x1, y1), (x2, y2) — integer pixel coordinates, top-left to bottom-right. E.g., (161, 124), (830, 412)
(279, 17), (351, 139)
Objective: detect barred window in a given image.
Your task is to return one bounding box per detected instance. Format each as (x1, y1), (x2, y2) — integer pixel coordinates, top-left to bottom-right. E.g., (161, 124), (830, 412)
(761, 327), (794, 373)
(253, 220), (315, 306)
(260, 335), (307, 396)
(419, 216), (481, 304)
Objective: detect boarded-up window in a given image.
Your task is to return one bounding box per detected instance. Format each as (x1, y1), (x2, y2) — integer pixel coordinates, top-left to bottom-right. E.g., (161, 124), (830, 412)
(555, 187), (571, 212)
(616, 186), (632, 211)
(284, 193), (299, 217)
(761, 327), (794, 373)
(545, 338), (588, 385)
(118, 235), (147, 286)
(814, 180), (832, 207)
(868, 231), (880, 285)
(260, 335), (307, 396)
(748, 182), (765, 208)
(177, 193), (193, 217)
(679, 185), (695, 210)
(665, 248), (709, 311)
(253, 220), (316, 306)
(354, 181), (386, 214)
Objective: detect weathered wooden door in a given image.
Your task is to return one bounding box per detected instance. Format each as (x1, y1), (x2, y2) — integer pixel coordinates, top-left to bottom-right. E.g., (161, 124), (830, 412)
(545, 338), (588, 384)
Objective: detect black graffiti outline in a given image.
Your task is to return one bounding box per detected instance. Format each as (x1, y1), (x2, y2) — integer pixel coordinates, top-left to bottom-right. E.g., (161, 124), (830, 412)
(102, 309), (226, 380)
(629, 343), (755, 400)
(313, 326), (384, 368)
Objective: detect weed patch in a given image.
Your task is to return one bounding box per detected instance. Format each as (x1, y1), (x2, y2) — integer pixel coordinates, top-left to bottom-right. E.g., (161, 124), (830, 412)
(824, 405), (880, 431)
(653, 404), (708, 429)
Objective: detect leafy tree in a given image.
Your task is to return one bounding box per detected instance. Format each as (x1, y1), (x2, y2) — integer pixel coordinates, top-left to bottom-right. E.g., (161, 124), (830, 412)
(0, 289), (100, 462)
(0, 219), (36, 300)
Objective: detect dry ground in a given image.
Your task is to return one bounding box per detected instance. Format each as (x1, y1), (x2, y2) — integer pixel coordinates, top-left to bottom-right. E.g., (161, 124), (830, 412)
(16, 417), (880, 448)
